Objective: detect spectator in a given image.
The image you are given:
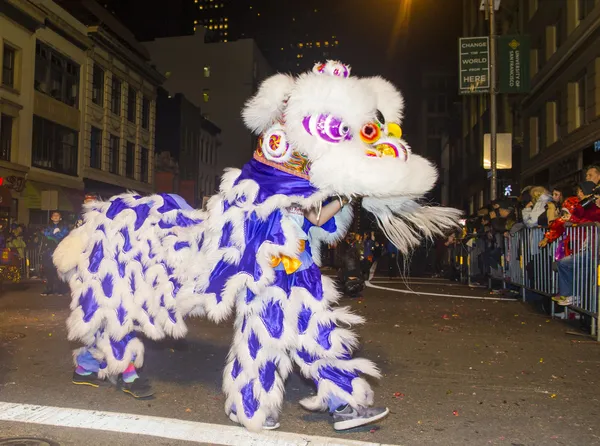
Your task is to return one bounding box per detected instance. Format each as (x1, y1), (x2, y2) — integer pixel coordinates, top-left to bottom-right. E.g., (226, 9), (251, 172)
(522, 186), (552, 228)
(585, 164), (600, 185)
(41, 211), (69, 296)
(539, 197), (600, 306)
(7, 224), (26, 260)
(75, 193), (98, 228)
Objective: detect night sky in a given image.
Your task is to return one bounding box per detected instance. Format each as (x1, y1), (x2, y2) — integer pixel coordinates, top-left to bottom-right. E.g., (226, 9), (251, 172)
(103, 0), (463, 135)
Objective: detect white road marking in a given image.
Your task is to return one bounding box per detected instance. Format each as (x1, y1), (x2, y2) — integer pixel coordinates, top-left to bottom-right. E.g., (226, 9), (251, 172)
(365, 281), (518, 301)
(0, 402), (399, 446)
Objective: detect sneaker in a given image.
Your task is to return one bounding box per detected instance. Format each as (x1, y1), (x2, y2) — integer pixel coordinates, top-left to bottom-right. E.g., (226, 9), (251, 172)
(118, 376), (154, 398)
(332, 405), (389, 431)
(72, 371), (110, 388)
(228, 412), (280, 430)
(40, 292), (54, 296)
(556, 296), (574, 306)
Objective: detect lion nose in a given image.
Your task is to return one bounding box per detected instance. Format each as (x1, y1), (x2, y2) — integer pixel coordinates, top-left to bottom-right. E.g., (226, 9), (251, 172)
(386, 122), (402, 139)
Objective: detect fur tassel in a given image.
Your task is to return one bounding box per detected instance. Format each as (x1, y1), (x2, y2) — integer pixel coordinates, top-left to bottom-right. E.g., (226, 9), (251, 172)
(362, 197), (462, 254)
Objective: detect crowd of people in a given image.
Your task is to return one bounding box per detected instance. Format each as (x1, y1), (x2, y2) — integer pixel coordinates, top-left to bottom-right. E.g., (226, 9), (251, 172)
(0, 193), (97, 291)
(439, 164), (600, 318)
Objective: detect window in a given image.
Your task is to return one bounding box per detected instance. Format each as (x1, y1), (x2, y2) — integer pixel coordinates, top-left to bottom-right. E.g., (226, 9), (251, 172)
(34, 41), (79, 107)
(92, 64), (104, 105)
(127, 86), (136, 122)
(536, 36), (544, 73)
(140, 146), (149, 183)
(111, 76), (121, 115)
(203, 66), (211, 77)
(90, 126), (102, 169)
(108, 134), (120, 174)
(32, 115), (78, 176)
(553, 97), (561, 141)
(2, 45), (15, 88)
(577, 75), (587, 127)
(125, 141), (135, 178)
(202, 89), (210, 102)
(142, 96), (150, 129)
(0, 114), (13, 161)
(578, 0), (595, 21)
(555, 12), (563, 49)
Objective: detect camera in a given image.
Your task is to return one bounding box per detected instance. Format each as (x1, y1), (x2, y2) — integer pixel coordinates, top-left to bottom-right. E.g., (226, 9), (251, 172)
(580, 183), (600, 208)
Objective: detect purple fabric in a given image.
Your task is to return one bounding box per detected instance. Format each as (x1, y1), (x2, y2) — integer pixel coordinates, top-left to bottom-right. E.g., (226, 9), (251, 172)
(241, 381), (259, 418)
(132, 204), (150, 230)
(274, 262), (322, 297)
(317, 322), (335, 350)
(219, 222), (233, 248)
(248, 330), (261, 359)
(232, 358), (242, 379)
(297, 347), (318, 364)
(101, 274), (114, 298)
(297, 305), (312, 334)
(169, 277), (181, 295)
(234, 159), (316, 205)
(260, 300), (284, 339)
(174, 241), (190, 251)
(80, 288), (98, 323)
(120, 228), (132, 252)
(318, 365), (357, 394)
(88, 241), (104, 273)
(259, 360), (277, 392)
(117, 305), (126, 325)
(106, 198), (128, 219)
(110, 332), (136, 361)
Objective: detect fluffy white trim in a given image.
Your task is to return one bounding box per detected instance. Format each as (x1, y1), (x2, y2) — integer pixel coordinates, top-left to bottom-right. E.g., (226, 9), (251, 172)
(362, 197), (462, 254)
(360, 76), (405, 124)
(53, 228), (88, 275)
(309, 204), (353, 266)
(242, 74), (296, 135)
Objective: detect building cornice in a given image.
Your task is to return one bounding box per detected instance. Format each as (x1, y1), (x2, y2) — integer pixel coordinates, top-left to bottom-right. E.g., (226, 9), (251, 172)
(520, 122), (600, 179)
(522, 8), (600, 106)
(88, 26), (165, 86)
(0, 0), (44, 32)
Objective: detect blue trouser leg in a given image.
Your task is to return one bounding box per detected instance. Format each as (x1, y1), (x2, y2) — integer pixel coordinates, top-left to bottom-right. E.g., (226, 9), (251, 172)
(557, 255), (574, 296)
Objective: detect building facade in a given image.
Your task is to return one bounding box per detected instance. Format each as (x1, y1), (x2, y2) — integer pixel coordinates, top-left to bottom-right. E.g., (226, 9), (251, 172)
(458, 0), (525, 214)
(155, 87), (221, 205)
(418, 71), (459, 205)
(56, 0), (164, 199)
(521, 0), (600, 189)
(0, 0), (162, 226)
(144, 29), (272, 170)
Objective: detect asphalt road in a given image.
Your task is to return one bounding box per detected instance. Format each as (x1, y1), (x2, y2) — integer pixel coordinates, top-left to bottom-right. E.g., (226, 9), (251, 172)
(1, 277), (600, 445)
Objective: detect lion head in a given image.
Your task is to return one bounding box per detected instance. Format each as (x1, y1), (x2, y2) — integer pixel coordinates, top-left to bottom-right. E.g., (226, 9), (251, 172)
(241, 61), (460, 253)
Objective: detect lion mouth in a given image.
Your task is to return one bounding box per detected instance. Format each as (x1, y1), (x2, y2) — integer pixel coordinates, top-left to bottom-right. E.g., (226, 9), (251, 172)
(365, 141), (408, 161)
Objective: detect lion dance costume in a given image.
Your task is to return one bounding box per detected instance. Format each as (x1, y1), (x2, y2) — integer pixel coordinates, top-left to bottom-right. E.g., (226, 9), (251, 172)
(54, 61), (460, 431)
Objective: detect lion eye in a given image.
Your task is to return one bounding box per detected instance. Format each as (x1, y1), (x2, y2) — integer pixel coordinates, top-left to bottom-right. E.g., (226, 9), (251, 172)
(375, 110), (385, 127)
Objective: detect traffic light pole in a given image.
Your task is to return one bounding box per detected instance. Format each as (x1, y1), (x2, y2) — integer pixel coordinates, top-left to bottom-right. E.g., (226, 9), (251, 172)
(488, 0), (498, 201)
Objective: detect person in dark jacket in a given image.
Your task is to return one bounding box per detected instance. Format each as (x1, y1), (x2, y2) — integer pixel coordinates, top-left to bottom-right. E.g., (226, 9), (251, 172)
(41, 211), (69, 295)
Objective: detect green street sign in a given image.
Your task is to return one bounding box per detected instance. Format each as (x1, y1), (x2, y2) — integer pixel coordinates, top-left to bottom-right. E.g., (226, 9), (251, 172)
(459, 37), (490, 95)
(498, 35), (531, 94)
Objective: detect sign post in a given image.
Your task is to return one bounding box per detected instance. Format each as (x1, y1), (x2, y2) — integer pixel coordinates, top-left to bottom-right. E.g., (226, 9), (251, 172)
(459, 37), (490, 95)
(498, 35), (531, 94)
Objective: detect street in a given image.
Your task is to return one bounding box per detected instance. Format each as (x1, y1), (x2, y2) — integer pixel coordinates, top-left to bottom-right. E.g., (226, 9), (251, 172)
(1, 277), (600, 446)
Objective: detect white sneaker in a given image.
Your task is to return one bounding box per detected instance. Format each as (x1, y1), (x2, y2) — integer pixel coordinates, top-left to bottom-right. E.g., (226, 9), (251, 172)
(332, 405), (390, 431)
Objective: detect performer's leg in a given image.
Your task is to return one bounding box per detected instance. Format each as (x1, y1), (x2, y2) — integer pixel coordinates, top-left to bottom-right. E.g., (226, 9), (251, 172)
(289, 269), (389, 430)
(72, 329), (153, 398)
(222, 289), (294, 432)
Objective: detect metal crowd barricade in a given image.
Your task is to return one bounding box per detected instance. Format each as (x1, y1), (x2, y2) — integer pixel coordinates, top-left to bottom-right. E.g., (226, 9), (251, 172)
(26, 245), (42, 279)
(502, 223), (600, 340)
